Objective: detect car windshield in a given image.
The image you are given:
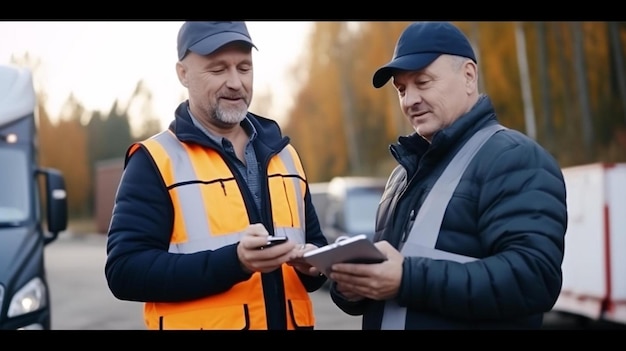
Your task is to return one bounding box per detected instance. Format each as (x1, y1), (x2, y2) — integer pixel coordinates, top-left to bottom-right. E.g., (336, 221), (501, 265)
(0, 148), (29, 224)
(344, 188), (383, 234)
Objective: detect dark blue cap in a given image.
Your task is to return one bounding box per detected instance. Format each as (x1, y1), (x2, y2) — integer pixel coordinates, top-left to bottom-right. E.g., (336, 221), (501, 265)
(372, 22), (477, 88)
(177, 21), (257, 61)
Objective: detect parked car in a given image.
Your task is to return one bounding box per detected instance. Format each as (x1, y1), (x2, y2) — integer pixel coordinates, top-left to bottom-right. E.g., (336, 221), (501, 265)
(309, 181), (330, 226)
(320, 176), (387, 243)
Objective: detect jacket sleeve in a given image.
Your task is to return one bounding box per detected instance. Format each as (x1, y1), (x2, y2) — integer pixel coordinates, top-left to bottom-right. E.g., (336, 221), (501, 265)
(397, 132), (567, 321)
(104, 146), (252, 302)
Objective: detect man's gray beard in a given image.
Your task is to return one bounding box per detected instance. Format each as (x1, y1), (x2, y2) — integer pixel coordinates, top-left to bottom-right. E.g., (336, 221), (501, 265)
(213, 105), (247, 125)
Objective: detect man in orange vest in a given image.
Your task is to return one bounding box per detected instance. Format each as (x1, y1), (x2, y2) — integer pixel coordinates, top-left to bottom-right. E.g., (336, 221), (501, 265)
(105, 21), (329, 330)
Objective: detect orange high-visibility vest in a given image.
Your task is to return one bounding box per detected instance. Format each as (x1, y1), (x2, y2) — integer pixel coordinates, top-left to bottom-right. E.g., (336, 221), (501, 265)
(127, 130), (315, 330)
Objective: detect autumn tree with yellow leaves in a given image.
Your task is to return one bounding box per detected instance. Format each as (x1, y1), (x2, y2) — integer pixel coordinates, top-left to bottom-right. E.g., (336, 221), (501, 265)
(283, 21), (626, 182)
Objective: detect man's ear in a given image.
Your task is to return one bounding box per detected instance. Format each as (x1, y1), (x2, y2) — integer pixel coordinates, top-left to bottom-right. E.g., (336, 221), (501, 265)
(464, 61), (478, 93)
(176, 61), (188, 88)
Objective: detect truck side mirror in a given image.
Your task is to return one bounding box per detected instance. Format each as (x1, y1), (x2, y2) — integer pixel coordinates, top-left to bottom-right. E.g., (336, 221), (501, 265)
(37, 167), (68, 244)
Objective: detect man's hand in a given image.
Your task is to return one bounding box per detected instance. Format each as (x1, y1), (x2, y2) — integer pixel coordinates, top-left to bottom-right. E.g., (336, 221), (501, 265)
(330, 240), (403, 301)
(287, 243), (323, 276)
(237, 223), (297, 273)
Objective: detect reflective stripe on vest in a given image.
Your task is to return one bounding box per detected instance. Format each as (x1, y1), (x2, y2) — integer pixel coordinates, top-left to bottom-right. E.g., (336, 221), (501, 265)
(128, 130), (315, 330)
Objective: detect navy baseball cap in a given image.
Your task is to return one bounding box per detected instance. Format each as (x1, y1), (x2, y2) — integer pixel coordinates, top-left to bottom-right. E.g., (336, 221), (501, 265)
(372, 22), (477, 88)
(177, 21), (257, 61)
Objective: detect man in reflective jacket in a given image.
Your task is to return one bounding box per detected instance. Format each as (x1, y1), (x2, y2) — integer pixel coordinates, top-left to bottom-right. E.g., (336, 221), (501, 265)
(329, 21), (567, 329)
(105, 21), (328, 330)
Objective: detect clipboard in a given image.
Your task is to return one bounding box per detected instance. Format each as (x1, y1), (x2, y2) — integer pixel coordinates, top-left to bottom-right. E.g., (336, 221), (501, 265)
(302, 234), (387, 277)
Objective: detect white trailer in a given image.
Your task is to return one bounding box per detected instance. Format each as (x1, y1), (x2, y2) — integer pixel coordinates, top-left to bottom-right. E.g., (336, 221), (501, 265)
(552, 162), (626, 325)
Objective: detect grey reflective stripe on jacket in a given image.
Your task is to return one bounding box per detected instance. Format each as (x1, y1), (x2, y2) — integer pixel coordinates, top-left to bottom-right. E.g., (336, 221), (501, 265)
(380, 124), (505, 330)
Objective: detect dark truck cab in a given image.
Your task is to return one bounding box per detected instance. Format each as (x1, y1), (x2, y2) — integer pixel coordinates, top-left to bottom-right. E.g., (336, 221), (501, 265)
(0, 64), (67, 330)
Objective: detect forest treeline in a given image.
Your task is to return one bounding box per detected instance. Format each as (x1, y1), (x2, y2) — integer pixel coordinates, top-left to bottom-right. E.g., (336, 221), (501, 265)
(282, 21), (626, 181)
(10, 21), (626, 219)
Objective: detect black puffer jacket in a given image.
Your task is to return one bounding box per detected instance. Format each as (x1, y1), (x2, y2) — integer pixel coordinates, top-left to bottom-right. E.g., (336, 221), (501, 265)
(330, 95), (567, 329)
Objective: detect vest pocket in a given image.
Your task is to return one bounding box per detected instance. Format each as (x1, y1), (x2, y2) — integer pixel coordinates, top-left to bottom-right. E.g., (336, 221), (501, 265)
(287, 298), (315, 330)
(269, 175), (305, 228)
(158, 304), (251, 330)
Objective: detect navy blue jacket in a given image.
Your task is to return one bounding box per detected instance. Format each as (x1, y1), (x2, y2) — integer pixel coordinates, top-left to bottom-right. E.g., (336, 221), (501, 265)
(105, 101), (328, 330)
(330, 95), (567, 329)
